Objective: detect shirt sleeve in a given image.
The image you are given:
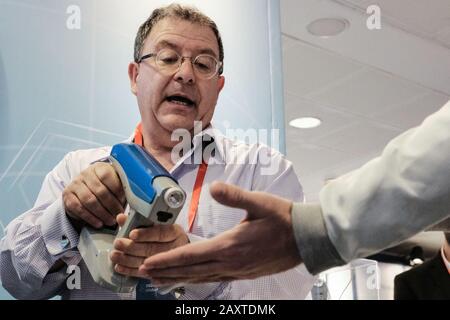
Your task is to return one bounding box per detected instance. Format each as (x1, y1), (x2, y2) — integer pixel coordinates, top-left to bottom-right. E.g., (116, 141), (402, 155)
(0, 153), (82, 299)
(291, 203), (346, 275)
(293, 100), (450, 274)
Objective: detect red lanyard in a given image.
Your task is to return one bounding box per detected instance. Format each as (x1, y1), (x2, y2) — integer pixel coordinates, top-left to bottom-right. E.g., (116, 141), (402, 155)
(134, 123), (208, 232)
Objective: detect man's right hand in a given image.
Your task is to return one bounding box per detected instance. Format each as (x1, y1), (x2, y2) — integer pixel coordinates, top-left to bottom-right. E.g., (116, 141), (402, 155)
(138, 182), (303, 284)
(63, 162), (126, 230)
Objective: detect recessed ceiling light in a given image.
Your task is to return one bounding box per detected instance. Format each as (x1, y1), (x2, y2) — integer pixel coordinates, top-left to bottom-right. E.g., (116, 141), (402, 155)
(289, 117), (322, 129)
(307, 18), (350, 38)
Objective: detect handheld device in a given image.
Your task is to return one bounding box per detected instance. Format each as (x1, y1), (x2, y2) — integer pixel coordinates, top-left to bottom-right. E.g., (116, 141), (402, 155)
(78, 143), (186, 293)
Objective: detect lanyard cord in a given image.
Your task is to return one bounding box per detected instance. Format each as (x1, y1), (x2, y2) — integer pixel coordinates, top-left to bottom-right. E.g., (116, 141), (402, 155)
(134, 123), (208, 233)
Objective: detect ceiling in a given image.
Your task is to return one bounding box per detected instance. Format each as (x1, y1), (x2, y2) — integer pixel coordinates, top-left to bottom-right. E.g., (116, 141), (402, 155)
(335, 0), (450, 49)
(281, 0), (450, 202)
(281, 0), (450, 251)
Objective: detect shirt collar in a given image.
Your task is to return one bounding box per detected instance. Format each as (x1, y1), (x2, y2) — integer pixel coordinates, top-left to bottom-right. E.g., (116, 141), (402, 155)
(126, 124), (226, 164)
(191, 125), (225, 162)
(180, 125), (225, 164)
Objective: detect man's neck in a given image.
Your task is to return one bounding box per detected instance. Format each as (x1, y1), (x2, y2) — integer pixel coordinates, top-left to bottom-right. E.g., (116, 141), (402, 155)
(142, 128), (195, 172)
(143, 140), (175, 171)
(140, 123), (206, 171)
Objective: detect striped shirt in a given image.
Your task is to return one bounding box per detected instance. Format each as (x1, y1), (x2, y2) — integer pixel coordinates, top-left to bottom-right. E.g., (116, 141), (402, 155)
(0, 127), (315, 299)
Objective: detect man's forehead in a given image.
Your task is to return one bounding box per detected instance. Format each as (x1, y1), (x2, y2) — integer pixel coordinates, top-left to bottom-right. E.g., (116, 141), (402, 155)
(146, 18), (218, 53)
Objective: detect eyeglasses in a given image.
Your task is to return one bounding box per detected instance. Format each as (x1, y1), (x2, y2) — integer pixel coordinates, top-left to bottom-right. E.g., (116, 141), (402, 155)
(138, 48), (223, 80)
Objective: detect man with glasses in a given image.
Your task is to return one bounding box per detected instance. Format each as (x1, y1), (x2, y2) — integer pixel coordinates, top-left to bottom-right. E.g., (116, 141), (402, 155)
(0, 4), (315, 299)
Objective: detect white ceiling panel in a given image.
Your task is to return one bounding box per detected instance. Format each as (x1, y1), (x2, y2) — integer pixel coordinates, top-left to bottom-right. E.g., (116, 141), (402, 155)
(281, 0), (450, 202)
(285, 94), (358, 143)
(296, 147), (395, 202)
(337, 0), (450, 47)
(281, 0), (450, 95)
(283, 40), (363, 96)
(308, 69), (430, 117)
(292, 151), (379, 202)
(436, 26), (450, 46)
(287, 143), (351, 178)
(313, 120), (402, 157)
(371, 92), (450, 130)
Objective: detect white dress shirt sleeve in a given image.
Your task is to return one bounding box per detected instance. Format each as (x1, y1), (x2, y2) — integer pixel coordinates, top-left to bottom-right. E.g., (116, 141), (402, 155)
(0, 153), (82, 299)
(293, 100), (450, 275)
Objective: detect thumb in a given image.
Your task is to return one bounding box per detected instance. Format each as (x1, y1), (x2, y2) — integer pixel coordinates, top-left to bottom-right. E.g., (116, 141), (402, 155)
(209, 182), (270, 220)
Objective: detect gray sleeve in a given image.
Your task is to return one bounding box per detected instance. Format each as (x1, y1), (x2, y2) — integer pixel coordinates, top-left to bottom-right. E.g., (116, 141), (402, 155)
(292, 101), (450, 274)
(320, 101), (450, 263)
(291, 203), (345, 275)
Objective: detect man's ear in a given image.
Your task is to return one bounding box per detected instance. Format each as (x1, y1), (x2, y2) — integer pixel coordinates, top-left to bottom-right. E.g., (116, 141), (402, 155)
(217, 75), (225, 94)
(128, 62), (139, 96)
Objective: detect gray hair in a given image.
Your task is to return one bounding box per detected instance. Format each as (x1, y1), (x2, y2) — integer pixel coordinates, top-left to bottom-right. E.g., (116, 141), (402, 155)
(134, 3), (224, 74)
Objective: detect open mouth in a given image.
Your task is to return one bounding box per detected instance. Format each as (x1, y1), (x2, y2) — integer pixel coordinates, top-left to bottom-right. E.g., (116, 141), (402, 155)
(166, 95), (196, 108)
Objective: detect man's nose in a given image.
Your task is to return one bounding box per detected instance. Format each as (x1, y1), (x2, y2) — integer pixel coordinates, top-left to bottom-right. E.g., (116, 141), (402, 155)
(174, 58), (196, 85)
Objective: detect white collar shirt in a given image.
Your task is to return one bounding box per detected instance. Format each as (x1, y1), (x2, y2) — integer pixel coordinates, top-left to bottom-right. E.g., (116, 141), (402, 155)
(0, 126), (315, 300)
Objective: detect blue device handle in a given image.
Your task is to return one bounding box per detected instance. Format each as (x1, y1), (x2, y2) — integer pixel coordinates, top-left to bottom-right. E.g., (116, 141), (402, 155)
(110, 143), (175, 204)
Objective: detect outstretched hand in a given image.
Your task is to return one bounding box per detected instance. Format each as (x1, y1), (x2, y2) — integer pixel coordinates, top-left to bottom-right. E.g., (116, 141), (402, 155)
(137, 182), (302, 284)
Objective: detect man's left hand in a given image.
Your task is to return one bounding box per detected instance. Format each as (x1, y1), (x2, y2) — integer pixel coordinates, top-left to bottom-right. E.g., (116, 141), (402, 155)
(136, 182), (303, 285)
(110, 214), (189, 278)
